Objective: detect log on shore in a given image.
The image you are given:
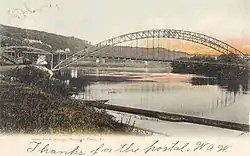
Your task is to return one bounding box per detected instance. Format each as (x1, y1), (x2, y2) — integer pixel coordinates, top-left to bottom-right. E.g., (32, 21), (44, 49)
(84, 102), (249, 132)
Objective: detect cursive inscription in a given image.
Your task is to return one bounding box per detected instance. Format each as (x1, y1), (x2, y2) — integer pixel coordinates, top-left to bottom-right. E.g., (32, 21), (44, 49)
(144, 140), (190, 154)
(90, 142), (140, 156)
(26, 140), (232, 155)
(27, 141), (85, 155)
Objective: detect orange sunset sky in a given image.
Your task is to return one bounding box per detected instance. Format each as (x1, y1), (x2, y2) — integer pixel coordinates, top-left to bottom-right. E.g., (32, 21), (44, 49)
(122, 37), (250, 55)
(161, 37), (250, 55)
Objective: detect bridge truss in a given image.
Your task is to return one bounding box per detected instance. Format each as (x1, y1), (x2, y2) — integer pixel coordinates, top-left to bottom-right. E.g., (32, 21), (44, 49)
(53, 29), (248, 71)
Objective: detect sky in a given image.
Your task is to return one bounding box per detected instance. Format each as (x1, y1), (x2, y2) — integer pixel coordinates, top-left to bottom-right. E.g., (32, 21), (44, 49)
(0, 0), (250, 54)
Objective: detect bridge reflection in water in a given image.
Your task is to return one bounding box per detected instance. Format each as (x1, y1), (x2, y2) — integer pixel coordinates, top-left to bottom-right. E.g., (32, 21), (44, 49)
(56, 67), (250, 125)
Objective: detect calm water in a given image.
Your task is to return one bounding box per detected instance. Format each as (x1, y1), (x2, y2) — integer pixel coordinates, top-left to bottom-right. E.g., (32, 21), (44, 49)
(58, 66), (250, 125)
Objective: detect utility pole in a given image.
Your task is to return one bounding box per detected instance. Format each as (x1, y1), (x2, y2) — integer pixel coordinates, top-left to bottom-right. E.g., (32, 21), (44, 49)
(0, 37), (2, 59)
(50, 53), (54, 70)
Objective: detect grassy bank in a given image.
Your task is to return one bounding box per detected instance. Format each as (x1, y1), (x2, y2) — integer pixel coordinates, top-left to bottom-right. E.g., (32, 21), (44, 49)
(0, 66), (132, 134)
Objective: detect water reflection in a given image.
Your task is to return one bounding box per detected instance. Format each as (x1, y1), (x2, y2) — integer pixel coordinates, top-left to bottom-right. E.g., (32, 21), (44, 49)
(71, 68), (78, 78)
(190, 76), (249, 94)
(82, 82), (239, 112)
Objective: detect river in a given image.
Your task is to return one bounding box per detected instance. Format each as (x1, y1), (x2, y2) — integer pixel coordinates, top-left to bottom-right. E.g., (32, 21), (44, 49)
(57, 66), (250, 126)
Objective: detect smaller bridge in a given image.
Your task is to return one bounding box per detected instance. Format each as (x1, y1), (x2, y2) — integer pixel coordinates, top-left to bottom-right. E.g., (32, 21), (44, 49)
(0, 46), (54, 68)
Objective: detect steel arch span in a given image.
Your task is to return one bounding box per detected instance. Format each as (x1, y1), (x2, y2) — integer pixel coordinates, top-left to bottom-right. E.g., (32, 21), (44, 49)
(53, 29), (247, 71)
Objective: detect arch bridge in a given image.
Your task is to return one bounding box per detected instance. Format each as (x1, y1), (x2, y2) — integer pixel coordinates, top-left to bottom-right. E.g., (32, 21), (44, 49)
(52, 29), (248, 71)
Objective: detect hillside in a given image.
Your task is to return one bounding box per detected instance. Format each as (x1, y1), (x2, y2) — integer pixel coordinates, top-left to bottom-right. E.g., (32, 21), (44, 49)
(0, 24), (91, 53)
(0, 24), (190, 61)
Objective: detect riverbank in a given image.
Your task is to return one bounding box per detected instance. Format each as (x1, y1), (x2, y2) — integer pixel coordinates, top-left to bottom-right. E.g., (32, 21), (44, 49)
(171, 56), (249, 79)
(107, 110), (249, 137)
(0, 66), (133, 134)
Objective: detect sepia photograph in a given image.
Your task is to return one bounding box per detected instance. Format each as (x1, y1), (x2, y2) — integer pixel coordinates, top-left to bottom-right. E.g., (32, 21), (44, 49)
(0, 0), (249, 139)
